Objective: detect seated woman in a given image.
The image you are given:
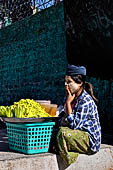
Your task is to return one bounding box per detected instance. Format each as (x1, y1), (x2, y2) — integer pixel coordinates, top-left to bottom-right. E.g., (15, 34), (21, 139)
(56, 64), (101, 166)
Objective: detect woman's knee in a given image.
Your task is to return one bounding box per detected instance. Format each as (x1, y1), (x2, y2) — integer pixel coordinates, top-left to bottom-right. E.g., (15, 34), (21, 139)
(56, 127), (66, 140)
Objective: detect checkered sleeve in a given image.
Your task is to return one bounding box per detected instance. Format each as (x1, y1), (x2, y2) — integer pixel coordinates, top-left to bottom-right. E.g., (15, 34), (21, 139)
(67, 101), (90, 129)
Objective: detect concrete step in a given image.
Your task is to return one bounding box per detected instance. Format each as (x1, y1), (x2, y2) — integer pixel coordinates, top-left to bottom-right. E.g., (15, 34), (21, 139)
(0, 128), (113, 170)
(0, 152), (59, 170)
(57, 144), (113, 170)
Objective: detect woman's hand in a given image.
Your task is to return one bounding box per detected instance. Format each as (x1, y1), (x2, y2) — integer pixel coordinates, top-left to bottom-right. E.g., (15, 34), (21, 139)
(65, 85), (75, 115)
(65, 85), (75, 104)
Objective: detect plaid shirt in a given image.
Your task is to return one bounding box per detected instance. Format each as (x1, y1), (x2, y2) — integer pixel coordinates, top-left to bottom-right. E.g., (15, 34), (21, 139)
(59, 90), (101, 152)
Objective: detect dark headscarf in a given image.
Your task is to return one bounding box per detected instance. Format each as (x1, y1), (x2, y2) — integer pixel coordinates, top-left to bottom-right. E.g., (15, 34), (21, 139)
(66, 64), (86, 76)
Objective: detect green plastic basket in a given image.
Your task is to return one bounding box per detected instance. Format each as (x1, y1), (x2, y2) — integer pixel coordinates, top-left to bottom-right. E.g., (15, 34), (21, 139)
(6, 122), (55, 154)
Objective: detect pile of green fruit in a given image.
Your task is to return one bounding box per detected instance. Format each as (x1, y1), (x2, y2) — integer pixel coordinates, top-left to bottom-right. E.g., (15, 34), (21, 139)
(0, 99), (51, 118)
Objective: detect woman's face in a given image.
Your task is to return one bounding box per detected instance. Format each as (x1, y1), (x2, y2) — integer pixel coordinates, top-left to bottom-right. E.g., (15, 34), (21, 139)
(65, 76), (81, 95)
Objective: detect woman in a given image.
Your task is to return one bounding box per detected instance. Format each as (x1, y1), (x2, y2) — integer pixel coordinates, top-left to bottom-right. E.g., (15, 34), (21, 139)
(56, 64), (101, 166)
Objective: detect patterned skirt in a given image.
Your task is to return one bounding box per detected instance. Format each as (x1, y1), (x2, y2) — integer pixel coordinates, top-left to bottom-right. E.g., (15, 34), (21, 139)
(56, 127), (92, 166)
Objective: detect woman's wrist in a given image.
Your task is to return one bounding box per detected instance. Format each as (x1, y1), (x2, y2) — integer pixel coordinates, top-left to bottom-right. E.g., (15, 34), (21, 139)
(66, 100), (72, 105)
(66, 102), (72, 115)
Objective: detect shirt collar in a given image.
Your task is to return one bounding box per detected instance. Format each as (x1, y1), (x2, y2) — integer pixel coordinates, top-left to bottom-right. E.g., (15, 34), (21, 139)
(77, 89), (87, 101)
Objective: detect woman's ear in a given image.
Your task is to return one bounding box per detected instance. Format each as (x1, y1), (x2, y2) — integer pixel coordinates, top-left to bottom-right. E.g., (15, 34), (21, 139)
(79, 82), (83, 87)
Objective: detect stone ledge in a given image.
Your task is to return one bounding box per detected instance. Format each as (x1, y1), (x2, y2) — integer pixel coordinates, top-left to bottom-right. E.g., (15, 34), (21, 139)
(57, 144), (113, 170)
(0, 153), (59, 170)
(0, 145), (113, 170)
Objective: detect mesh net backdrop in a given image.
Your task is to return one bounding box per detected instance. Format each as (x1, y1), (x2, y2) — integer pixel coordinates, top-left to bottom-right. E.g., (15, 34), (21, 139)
(0, 0), (61, 29)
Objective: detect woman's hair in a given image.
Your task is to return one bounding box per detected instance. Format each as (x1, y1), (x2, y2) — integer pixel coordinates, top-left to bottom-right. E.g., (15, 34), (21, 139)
(71, 75), (98, 105)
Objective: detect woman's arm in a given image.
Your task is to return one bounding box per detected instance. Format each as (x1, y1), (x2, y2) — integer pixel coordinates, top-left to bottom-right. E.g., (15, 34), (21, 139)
(65, 84), (75, 115)
(67, 100), (90, 129)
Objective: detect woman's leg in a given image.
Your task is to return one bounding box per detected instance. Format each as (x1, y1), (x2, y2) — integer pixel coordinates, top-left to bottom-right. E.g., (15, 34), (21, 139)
(56, 127), (91, 165)
(49, 124), (59, 153)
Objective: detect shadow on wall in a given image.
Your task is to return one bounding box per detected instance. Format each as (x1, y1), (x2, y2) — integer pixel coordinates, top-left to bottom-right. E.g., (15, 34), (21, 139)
(63, 0), (113, 79)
